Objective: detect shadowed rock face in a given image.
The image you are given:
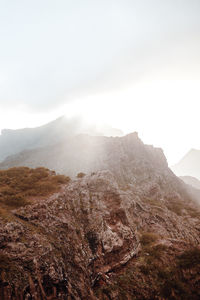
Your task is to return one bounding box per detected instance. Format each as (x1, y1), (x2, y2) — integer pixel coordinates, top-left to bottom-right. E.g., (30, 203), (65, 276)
(0, 135), (200, 299)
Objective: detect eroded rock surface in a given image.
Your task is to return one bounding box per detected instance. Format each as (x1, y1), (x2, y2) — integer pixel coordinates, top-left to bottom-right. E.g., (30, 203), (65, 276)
(0, 134), (200, 299)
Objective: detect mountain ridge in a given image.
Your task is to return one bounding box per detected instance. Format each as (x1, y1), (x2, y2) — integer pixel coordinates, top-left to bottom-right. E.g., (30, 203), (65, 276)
(180, 175), (200, 190)
(0, 116), (123, 162)
(172, 148), (200, 180)
(0, 132), (168, 181)
(0, 133), (200, 299)
(0, 162), (200, 298)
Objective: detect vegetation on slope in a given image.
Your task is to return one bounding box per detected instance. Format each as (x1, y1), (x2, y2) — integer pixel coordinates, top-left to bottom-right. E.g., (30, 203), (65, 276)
(0, 167), (70, 209)
(95, 233), (200, 300)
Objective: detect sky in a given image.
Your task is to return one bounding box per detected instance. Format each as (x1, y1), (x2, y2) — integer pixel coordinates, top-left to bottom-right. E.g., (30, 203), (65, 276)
(0, 0), (200, 165)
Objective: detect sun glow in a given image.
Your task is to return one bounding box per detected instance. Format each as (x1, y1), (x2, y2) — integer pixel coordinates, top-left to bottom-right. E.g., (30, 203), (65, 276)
(64, 79), (200, 165)
(65, 79), (200, 130)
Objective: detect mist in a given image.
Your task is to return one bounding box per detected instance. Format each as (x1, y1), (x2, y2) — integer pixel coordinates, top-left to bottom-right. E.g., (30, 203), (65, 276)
(1, 2), (200, 298)
(0, 0), (200, 165)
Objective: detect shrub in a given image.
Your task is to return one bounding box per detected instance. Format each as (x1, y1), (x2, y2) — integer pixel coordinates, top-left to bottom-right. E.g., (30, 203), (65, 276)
(177, 247), (200, 269)
(85, 231), (98, 254)
(77, 172), (86, 178)
(0, 253), (12, 271)
(52, 175), (71, 184)
(147, 244), (168, 259)
(140, 232), (159, 247)
(161, 277), (185, 299)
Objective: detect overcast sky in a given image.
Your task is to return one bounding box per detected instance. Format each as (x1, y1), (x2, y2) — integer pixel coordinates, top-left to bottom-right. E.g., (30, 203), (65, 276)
(0, 0), (200, 164)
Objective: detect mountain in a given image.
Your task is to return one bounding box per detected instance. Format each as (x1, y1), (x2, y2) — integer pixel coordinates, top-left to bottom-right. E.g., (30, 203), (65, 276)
(180, 175), (200, 190)
(0, 116), (123, 162)
(0, 132), (168, 180)
(172, 149), (200, 180)
(0, 134), (200, 299)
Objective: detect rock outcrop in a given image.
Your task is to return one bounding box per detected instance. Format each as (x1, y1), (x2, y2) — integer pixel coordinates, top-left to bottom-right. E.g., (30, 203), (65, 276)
(0, 134), (200, 299)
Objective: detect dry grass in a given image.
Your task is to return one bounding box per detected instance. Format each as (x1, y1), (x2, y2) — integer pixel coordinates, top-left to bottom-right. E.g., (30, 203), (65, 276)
(77, 172), (86, 178)
(177, 247), (200, 269)
(140, 232), (159, 247)
(0, 167), (70, 209)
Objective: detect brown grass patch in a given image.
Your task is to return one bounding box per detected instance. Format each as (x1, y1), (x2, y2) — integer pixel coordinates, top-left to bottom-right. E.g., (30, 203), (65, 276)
(0, 167), (70, 209)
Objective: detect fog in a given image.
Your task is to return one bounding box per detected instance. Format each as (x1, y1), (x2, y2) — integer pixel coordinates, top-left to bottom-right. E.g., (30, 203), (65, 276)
(0, 0), (200, 164)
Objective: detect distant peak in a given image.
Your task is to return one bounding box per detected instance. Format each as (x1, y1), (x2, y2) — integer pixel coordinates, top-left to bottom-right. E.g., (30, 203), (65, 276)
(182, 148), (200, 160)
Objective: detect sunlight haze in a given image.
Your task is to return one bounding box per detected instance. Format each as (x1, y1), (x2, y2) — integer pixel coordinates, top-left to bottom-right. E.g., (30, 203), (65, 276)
(0, 0), (200, 165)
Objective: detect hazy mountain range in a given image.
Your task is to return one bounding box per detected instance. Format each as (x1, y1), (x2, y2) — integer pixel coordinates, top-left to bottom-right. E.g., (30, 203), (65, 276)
(172, 149), (200, 180)
(180, 175), (200, 190)
(1, 116), (200, 188)
(0, 116), (123, 162)
(0, 132), (167, 181)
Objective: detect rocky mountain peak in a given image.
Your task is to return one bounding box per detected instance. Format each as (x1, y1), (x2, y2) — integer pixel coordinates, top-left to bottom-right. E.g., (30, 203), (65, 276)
(0, 134), (200, 299)
(0, 132), (168, 183)
(0, 165), (200, 299)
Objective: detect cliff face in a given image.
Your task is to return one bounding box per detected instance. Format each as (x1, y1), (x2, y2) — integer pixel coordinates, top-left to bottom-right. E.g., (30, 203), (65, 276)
(0, 134), (200, 299)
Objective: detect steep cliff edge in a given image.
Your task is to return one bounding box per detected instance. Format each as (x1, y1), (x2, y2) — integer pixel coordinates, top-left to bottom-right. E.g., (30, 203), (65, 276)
(0, 134), (200, 299)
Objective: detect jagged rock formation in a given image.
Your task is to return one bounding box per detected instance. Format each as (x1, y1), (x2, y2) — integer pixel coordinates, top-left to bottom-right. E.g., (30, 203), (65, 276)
(172, 148), (200, 180)
(0, 134), (200, 299)
(0, 116), (123, 162)
(0, 133), (169, 181)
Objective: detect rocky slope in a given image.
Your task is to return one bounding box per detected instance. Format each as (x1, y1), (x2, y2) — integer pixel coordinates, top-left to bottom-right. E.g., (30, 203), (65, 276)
(172, 148), (200, 180)
(0, 134), (200, 299)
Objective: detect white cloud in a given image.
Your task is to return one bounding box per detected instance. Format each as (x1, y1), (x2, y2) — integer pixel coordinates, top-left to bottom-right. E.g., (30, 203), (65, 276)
(0, 0), (200, 164)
